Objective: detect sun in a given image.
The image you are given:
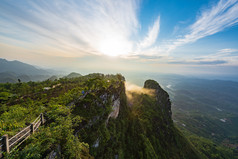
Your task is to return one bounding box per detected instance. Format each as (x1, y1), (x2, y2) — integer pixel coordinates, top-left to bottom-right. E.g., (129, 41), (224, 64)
(98, 37), (131, 57)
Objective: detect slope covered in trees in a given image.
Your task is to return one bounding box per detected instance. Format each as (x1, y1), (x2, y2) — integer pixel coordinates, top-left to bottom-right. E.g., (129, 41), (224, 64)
(1, 74), (203, 158)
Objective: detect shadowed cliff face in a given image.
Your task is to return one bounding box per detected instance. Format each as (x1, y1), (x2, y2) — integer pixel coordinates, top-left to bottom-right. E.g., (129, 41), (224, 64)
(144, 79), (172, 124)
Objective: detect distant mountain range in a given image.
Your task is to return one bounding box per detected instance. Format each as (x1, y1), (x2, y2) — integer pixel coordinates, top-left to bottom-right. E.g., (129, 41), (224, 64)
(0, 58), (50, 75)
(0, 58), (83, 83)
(0, 58), (53, 83)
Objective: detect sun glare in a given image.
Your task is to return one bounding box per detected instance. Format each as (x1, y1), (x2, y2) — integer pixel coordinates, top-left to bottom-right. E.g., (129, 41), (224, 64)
(98, 37), (131, 57)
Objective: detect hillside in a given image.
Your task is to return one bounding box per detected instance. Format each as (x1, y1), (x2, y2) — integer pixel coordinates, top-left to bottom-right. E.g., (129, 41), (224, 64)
(0, 74), (201, 158)
(48, 75), (58, 81)
(64, 72), (82, 79)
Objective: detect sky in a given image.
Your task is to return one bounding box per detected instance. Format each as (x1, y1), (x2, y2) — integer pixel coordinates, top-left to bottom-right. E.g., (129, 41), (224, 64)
(0, 0), (238, 76)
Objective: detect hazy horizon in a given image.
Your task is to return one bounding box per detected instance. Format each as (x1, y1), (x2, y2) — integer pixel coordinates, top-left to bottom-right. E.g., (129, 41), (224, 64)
(2, 57), (238, 84)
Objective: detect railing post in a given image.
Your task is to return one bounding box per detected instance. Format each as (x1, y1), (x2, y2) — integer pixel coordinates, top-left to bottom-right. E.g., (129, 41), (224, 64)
(40, 113), (44, 125)
(3, 134), (9, 154)
(30, 123), (34, 134)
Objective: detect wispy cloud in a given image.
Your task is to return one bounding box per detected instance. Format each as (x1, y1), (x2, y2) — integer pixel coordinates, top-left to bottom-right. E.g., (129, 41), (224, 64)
(0, 0), (139, 57)
(167, 48), (238, 66)
(218, 48), (238, 53)
(168, 60), (227, 65)
(167, 0), (238, 52)
(131, 0), (238, 58)
(138, 16), (160, 49)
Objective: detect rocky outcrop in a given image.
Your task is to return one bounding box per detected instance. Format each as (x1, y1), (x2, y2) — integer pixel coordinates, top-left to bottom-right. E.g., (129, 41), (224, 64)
(144, 79), (172, 121)
(106, 97), (120, 124)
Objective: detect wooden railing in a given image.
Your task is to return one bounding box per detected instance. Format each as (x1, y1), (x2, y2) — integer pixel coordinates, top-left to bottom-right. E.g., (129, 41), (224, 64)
(0, 113), (45, 158)
(0, 137), (3, 158)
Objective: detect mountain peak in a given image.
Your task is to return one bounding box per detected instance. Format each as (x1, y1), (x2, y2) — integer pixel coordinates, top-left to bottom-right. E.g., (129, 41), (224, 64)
(144, 79), (172, 122)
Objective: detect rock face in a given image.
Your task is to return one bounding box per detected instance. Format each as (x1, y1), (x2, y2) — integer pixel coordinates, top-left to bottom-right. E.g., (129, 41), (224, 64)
(106, 97), (120, 124)
(144, 79), (172, 123)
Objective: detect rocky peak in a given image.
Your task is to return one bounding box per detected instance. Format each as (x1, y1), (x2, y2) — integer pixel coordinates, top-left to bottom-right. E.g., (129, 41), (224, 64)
(144, 79), (172, 121)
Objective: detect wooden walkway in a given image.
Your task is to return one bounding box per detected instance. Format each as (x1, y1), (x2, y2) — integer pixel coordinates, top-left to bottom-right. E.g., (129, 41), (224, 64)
(0, 113), (45, 158)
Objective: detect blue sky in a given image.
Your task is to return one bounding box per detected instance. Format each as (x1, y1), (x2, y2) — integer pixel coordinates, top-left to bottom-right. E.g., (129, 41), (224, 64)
(0, 0), (238, 76)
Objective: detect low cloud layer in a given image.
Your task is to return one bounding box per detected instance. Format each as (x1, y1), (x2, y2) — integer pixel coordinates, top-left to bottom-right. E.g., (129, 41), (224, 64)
(125, 82), (155, 103)
(168, 60), (227, 65)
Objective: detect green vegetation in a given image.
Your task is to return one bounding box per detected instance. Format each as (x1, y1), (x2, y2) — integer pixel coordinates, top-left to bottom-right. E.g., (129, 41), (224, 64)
(0, 74), (217, 158)
(188, 135), (235, 159)
(152, 75), (238, 158)
(0, 73), (125, 158)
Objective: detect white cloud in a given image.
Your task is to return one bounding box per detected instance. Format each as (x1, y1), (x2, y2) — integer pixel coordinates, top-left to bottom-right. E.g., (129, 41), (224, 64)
(166, 48), (238, 66)
(167, 0), (238, 52)
(218, 48), (238, 53)
(128, 0), (238, 58)
(139, 16), (160, 49)
(202, 48), (238, 65)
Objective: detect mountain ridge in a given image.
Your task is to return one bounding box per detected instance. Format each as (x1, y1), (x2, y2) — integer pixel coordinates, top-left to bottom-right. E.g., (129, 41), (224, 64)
(0, 74), (203, 158)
